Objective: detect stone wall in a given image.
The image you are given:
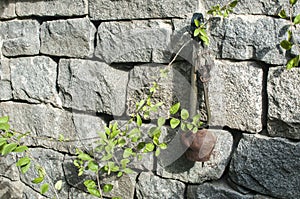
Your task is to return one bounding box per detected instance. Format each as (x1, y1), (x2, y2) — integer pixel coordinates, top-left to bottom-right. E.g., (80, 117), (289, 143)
(0, 0), (300, 199)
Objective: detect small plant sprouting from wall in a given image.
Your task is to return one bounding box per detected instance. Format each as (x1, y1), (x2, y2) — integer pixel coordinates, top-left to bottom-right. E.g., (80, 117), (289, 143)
(279, 0), (300, 69)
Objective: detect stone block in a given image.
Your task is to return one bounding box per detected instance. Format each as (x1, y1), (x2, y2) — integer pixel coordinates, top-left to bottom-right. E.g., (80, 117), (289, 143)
(0, 177), (24, 199)
(136, 172), (185, 199)
(126, 63), (192, 119)
(10, 56), (60, 105)
(209, 60), (263, 133)
(40, 18), (95, 58)
(58, 59), (128, 116)
(0, 0), (16, 19)
(157, 129), (233, 183)
(229, 134), (300, 199)
(187, 181), (274, 199)
(268, 67), (300, 139)
(89, 0), (197, 20)
(210, 16), (288, 65)
(95, 20), (172, 64)
(16, 0), (88, 17)
(0, 19), (39, 56)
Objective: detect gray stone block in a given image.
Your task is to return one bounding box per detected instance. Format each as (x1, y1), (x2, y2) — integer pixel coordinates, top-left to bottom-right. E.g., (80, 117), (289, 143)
(229, 134), (300, 199)
(0, 81), (12, 100)
(16, 0), (88, 17)
(19, 148), (69, 198)
(136, 172), (185, 199)
(187, 181), (258, 199)
(58, 59), (128, 116)
(0, 0), (16, 19)
(0, 154), (19, 181)
(0, 58), (12, 100)
(40, 17), (95, 58)
(157, 129), (233, 183)
(10, 56), (60, 105)
(89, 0), (197, 20)
(210, 16), (288, 65)
(205, 0), (300, 16)
(126, 63), (192, 119)
(95, 20), (172, 64)
(0, 177), (24, 199)
(0, 20), (40, 56)
(268, 67), (300, 139)
(209, 60), (263, 133)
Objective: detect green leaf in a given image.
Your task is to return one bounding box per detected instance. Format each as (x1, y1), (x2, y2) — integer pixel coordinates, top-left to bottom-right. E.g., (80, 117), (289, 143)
(1, 143), (18, 155)
(157, 117), (166, 127)
(170, 102), (180, 115)
(187, 123), (194, 130)
(20, 161), (31, 174)
(181, 109), (189, 120)
(98, 131), (107, 140)
(144, 143), (155, 152)
(0, 138), (7, 146)
(280, 40), (293, 50)
(123, 168), (134, 174)
(0, 116), (9, 124)
(287, 30), (292, 42)
(103, 184), (114, 193)
(194, 28), (201, 37)
(136, 99), (145, 110)
(200, 35), (210, 46)
(136, 114), (142, 127)
(229, 0), (238, 8)
(286, 55), (300, 69)
(123, 148), (133, 158)
(87, 188), (101, 197)
(13, 145), (29, 153)
(78, 152), (93, 161)
(159, 143), (167, 150)
(155, 148), (161, 156)
(120, 158), (130, 168)
(55, 180), (63, 191)
(112, 197), (122, 199)
(290, 0), (298, 5)
(40, 183), (49, 195)
(194, 19), (200, 27)
(117, 171), (123, 177)
(278, 9), (287, 19)
(170, 118), (180, 129)
(84, 180), (96, 189)
(137, 142), (146, 150)
(294, 14), (300, 24)
(32, 177), (44, 184)
(16, 156), (30, 167)
(101, 154), (113, 161)
(0, 123), (10, 132)
(192, 127), (198, 133)
(88, 161), (99, 172)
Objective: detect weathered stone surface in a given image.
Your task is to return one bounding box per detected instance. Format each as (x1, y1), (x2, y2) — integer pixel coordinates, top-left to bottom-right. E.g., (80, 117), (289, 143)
(205, 0), (300, 16)
(268, 67), (300, 139)
(229, 134), (300, 199)
(157, 129), (233, 183)
(10, 56), (61, 105)
(40, 18), (95, 58)
(187, 181), (275, 199)
(209, 60), (263, 133)
(136, 172), (185, 199)
(58, 59), (128, 116)
(0, 0), (16, 19)
(16, 0), (88, 17)
(69, 188), (103, 199)
(0, 154), (19, 181)
(127, 63), (192, 119)
(0, 102), (106, 152)
(210, 16), (288, 65)
(0, 177), (24, 199)
(89, 0), (197, 20)
(19, 148), (68, 198)
(0, 58), (12, 100)
(0, 20), (39, 56)
(95, 20), (172, 63)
